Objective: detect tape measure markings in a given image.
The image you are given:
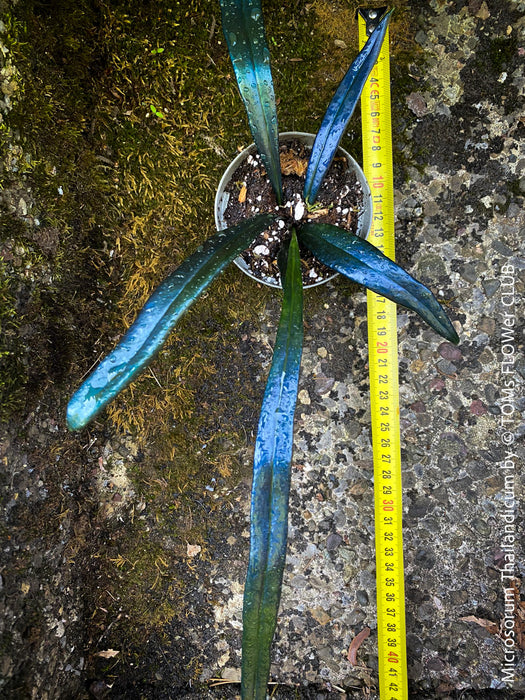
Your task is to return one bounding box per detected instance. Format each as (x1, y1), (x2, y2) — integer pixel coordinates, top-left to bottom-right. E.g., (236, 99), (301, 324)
(358, 10), (408, 700)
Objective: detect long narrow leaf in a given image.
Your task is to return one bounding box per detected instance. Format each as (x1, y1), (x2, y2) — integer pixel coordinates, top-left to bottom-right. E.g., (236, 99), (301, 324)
(242, 231), (303, 699)
(303, 9), (393, 204)
(298, 222), (459, 344)
(220, 0), (282, 202)
(67, 214), (275, 430)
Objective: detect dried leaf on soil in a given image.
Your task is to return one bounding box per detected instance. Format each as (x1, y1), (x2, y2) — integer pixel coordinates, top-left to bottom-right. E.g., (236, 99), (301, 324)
(95, 649), (119, 659)
(280, 151), (308, 177)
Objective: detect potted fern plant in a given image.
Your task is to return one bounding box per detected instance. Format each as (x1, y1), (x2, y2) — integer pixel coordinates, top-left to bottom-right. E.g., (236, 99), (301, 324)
(67, 3), (458, 698)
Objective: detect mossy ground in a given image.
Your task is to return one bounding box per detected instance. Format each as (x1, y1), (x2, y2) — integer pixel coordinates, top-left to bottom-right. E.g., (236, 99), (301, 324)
(0, 1), (418, 696)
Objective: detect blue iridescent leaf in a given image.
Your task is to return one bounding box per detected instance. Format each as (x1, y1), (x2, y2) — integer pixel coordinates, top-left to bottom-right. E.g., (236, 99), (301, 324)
(303, 9), (393, 204)
(220, 0), (282, 203)
(242, 231), (303, 699)
(298, 222), (459, 344)
(66, 214), (275, 431)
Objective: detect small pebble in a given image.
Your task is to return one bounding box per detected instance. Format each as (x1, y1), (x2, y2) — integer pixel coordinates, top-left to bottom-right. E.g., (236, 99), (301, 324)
(253, 244), (270, 256)
(470, 400), (487, 416)
(298, 389), (310, 405)
(326, 533), (343, 551)
(294, 200), (305, 220)
(438, 342), (462, 362)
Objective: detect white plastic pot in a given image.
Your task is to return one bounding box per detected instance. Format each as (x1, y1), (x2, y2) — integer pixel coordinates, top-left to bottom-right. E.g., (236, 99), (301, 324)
(214, 131), (372, 289)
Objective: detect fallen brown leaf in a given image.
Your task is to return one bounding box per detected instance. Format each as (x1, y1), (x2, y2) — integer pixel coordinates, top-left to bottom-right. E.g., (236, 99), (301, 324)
(460, 615), (498, 635)
(280, 152), (308, 177)
(95, 649), (119, 659)
(347, 626), (371, 665)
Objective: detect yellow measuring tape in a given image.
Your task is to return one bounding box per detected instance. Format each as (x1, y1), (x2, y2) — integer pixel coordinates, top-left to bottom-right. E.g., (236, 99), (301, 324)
(358, 9), (408, 700)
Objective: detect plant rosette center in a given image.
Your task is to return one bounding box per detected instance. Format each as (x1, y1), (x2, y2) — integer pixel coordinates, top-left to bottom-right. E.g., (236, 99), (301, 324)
(217, 136), (369, 288)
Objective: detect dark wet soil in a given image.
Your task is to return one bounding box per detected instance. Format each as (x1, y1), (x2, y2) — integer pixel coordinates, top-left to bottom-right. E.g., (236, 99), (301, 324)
(222, 139), (365, 287)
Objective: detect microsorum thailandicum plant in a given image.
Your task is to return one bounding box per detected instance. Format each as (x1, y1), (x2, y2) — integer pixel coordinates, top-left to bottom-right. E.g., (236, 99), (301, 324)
(67, 3), (458, 698)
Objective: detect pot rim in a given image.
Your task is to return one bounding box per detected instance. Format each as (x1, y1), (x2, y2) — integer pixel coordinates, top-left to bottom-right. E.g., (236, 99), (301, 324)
(214, 131), (372, 289)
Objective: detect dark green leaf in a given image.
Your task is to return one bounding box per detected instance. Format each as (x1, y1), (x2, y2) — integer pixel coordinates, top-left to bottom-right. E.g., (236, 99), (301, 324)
(220, 0), (282, 202)
(298, 222), (459, 344)
(66, 214), (274, 430)
(242, 231), (303, 699)
(303, 9), (393, 204)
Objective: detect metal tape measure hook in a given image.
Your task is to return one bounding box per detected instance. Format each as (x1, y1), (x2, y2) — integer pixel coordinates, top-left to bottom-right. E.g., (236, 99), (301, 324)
(357, 6), (389, 36)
